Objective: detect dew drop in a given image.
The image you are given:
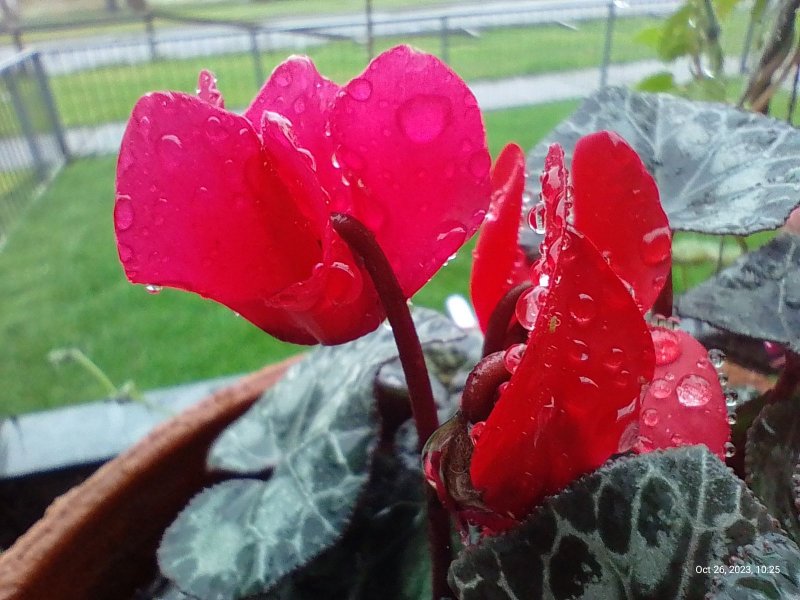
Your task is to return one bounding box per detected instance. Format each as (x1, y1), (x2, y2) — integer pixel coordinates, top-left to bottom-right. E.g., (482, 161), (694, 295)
(349, 78), (372, 101)
(515, 286), (547, 330)
(650, 377), (673, 399)
(676, 373), (712, 407)
(205, 116), (229, 142)
(529, 202), (546, 234)
(436, 223), (467, 246)
(469, 421), (486, 446)
(145, 284), (162, 295)
(276, 72), (292, 87)
(671, 433), (684, 446)
(640, 226), (671, 265)
(158, 134), (183, 170)
(293, 97), (306, 114)
(642, 408), (659, 427)
(696, 357), (711, 369)
(568, 339), (590, 363)
(724, 442), (736, 458)
(708, 348), (726, 369)
(569, 293), (596, 325)
(397, 94), (451, 144)
(503, 343), (526, 374)
(725, 390), (738, 408)
(324, 261), (362, 306)
(651, 328), (681, 366)
(603, 347), (625, 372)
(727, 413), (737, 426)
(114, 196), (134, 231)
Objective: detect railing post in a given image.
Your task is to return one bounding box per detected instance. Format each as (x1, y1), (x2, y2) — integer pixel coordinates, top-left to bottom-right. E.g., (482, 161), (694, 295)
(249, 28), (265, 86)
(30, 51), (70, 163)
(440, 16), (450, 63)
(12, 27), (23, 52)
(365, 0), (375, 61)
(599, 0), (617, 88)
(739, 11), (756, 74)
(3, 61), (47, 183)
(144, 12), (158, 61)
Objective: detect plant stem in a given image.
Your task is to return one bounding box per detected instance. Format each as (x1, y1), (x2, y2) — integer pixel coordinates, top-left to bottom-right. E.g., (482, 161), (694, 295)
(768, 350), (800, 404)
(461, 351), (510, 423)
(482, 282), (531, 357)
(330, 212), (452, 600)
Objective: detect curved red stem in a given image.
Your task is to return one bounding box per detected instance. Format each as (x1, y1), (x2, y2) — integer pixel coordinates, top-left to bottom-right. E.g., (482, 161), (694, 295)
(461, 351), (510, 423)
(482, 282), (531, 357)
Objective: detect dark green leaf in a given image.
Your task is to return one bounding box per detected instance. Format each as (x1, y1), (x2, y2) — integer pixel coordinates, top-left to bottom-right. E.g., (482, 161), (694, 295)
(527, 88), (800, 234)
(158, 309), (470, 600)
(677, 233), (800, 353)
(449, 446), (780, 600)
(746, 400), (800, 545)
(709, 533), (800, 599)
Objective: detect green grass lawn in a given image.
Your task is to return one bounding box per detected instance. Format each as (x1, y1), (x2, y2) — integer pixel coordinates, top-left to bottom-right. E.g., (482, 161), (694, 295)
(0, 100), (576, 416)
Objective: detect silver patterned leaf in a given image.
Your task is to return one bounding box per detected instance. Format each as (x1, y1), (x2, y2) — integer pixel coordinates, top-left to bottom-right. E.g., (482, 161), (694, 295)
(709, 533), (800, 600)
(449, 446), (780, 600)
(158, 309), (471, 600)
(677, 233), (800, 354)
(746, 400), (800, 546)
(526, 87), (800, 235)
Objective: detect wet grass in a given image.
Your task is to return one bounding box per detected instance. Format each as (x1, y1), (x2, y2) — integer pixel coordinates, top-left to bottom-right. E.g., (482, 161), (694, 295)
(0, 100), (576, 416)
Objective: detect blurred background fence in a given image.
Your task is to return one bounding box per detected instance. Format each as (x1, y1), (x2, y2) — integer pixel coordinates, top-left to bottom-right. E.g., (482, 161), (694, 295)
(0, 0), (736, 244)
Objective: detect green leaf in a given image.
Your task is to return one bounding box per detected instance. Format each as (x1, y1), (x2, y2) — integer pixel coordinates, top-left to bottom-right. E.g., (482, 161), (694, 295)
(635, 25), (665, 50)
(677, 233), (800, 354)
(158, 309), (470, 600)
(657, 5), (700, 62)
(528, 87), (800, 235)
(709, 533), (800, 599)
(746, 400), (800, 546)
(714, 0), (743, 20)
(637, 71), (678, 93)
(449, 446), (780, 599)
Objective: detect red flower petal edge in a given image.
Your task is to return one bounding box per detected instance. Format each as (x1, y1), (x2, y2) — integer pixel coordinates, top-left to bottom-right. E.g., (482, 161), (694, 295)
(470, 227), (655, 519)
(470, 143), (528, 331)
(571, 131), (670, 313)
(637, 326), (729, 459)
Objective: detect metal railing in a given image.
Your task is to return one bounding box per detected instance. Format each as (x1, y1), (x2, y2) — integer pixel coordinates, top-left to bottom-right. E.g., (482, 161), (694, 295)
(0, 50), (68, 247)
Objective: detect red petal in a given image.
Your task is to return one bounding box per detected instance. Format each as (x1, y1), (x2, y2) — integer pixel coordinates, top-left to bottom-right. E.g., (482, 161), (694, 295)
(115, 92), (381, 345)
(330, 45), (491, 297)
(197, 70), (224, 108)
(244, 56), (345, 206)
(571, 131), (670, 313)
(470, 228), (655, 519)
(470, 143), (528, 331)
(637, 327), (729, 459)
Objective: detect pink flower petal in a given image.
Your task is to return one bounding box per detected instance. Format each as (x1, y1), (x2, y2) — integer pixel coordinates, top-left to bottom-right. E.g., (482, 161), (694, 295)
(470, 143), (528, 331)
(470, 228), (655, 519)
(637, 327), (729, 458)
(197, 70), (224, 108)
(571, 131), (670, 313)
(115, 92), (380, 345)
(245, 56), (345, 205)
(330, 45), (491, 296)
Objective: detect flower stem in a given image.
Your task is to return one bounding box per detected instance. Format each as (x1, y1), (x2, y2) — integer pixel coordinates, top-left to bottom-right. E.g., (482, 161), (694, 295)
(461, 351), (510, 423)
(330, 212), (452, 599)
(482, 282), (531, 357)
(652, 267), (673, 318)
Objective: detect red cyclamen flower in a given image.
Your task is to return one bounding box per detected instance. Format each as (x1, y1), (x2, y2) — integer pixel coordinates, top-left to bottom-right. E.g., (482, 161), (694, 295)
(115, 46), (490, 345)
(466, 132), (728, 520)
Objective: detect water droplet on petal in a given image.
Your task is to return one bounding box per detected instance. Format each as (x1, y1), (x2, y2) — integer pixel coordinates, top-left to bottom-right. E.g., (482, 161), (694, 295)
(158, 134), (183, 170)
(515, 286), (547, 330)
(118, 243), (133, 263)
(350, 78), (372, 101)
(503, 343), (526, 374)
(650, 377), (673, 399)
(727, 413), (737, 425)
(205, 116), (229, 142)
(708, 348), (726, 369)
(293, 97), (306, 114)
(676, 373), (712, 407)
(325, 261), (362, 305)
(276, 72), (291, 87)
(651, 328), (681, 366)
(642, 408), (659, 427)
(671, 433), (684, 446)
(724, 442), (736, 458)
(725, 390), (738, 408)
(114, 195), (134, 231)
(468, 151), (490, 179)
(145, 284), (162, 295)
(397, 94), (451, 144)
(603, 347), (625, 372)
(568, 339), (590, 363)
(640, 226), (671, 266)
(469, 421), (486, 446)
(569, 293), (596, 325)
(529, 202), (546, 234)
